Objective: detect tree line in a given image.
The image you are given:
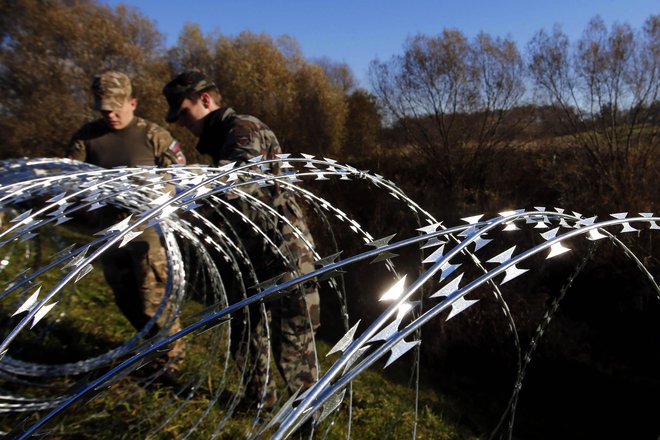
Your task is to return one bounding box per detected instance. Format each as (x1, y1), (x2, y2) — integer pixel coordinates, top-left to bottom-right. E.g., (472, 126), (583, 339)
(0, 0), (657, 215)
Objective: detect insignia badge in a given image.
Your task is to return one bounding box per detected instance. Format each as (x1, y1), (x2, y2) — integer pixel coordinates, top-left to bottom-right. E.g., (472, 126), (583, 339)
(235, 133), (252, 147)
(168, 140), (186, 164)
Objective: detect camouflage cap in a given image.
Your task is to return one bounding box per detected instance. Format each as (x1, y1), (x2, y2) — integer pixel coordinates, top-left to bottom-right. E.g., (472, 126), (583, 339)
(163, 70), (216, 123)
(91, 71), (132, 111)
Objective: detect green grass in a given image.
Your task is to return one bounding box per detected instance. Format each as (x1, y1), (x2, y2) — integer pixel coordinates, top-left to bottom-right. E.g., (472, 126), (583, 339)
(0, 225), (480, 439)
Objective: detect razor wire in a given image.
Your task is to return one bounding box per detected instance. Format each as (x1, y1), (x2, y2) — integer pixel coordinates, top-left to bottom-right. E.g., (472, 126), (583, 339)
(0, 156), (656, 439)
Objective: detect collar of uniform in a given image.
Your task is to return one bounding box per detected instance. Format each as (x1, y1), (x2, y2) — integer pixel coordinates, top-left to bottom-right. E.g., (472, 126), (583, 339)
(218, 106), (236, 122)
(196, 107), (236, 160)
(201, 107), (235, 133)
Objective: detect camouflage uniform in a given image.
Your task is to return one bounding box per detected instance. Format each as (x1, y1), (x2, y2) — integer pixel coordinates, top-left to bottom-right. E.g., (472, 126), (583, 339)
(194, 106), (320, 400)
(66, 72), (186, 367)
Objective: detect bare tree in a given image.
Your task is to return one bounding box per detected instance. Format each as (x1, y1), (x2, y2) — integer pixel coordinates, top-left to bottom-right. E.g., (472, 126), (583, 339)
(528, 15), (659, 208)
(369, 29), (527, 196)
(314, 57), (357, 94)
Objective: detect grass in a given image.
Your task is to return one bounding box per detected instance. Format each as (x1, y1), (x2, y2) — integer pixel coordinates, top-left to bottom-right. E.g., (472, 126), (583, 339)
(0, 224), (481, 439)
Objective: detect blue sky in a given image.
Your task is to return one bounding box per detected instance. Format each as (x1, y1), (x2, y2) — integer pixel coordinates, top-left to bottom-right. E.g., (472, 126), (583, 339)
(101, 0), (657, 87)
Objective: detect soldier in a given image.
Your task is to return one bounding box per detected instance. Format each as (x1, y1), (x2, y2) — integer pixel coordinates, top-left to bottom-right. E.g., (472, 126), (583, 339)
(66, 71), (186, 380)
(162, 70), (320, 408)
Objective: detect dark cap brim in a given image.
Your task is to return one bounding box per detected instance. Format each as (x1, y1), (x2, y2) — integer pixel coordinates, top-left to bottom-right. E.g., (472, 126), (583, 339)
(165, 106), (180, 123)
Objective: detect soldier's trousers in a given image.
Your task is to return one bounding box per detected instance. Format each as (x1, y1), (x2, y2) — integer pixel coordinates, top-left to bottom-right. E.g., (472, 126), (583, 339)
(100, 227), (186, 367)
(223, 185), (321, 400)
(232, 199), (321, 399)
(243, 285), (320, 399)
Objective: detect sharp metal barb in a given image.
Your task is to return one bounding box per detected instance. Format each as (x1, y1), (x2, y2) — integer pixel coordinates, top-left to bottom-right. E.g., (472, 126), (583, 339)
(501, 265), (529, 284)
(314, 251), (343, 267)
(547, 242), (571, 259)
(119, 230), (143, 248)
(446, 296), (479, 321)
(461, 214), (483, 224)
(420, 237), (446, 249)
(416, 222), (443, 234)
(439, 262), (461, 282)
(385, 339), (420, 368)
(317, 388), (346, 423)
(343, 346), (371, 373)
(576, 216), (598, 226)
(422, 245), (445, 264)
(540, 227), (560, 241)
(487, 246), (517, 264)
(368, 318), (403, 343)
(327, 320), (361, 356)
(365, 233), (397, 249)
(30, 301), (58, 329)
(95, 214), (134, 236)
(12, 287), (42, 316)
(430, 273), (464, 299)
(369, 250), (399, 264)
(317, 268), (347, 282)
(473, 236), (492, 251)
(620, 222), (638, 233)
(250, 274), (285, 291)
(75, 264), (93, 282)
(10, 209), (32, 223)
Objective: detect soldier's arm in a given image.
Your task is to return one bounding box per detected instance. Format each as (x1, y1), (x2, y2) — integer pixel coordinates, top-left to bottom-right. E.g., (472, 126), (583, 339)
(149, 124), (186, 167)
(65, 132), (87, 161)
(221, 124), (264, 166)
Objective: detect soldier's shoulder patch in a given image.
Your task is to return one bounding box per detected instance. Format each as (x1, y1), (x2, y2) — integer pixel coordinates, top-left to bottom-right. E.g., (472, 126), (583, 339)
(156, 139), (186, 166)
(232, 124), (254, 147)
(167, 140), (186, 165)
(235, 132), (253, 147)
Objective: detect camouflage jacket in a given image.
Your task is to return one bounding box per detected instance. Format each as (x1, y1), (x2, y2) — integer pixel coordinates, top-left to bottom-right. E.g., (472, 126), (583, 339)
(196, 107), (314, 264)
(196, 106), (289, 205)
(66, 116), (186, 168)
(196, 107), (280, 167)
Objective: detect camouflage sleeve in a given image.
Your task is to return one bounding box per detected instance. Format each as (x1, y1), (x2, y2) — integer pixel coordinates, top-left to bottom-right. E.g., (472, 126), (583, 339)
(221, 124), (264, 166)
(65, 129), (88, 161)
(148, 123), (186, 167)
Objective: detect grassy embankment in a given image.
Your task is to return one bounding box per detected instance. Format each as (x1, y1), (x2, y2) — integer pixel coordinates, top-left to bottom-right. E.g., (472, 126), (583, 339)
(0, 224), (481, 439)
